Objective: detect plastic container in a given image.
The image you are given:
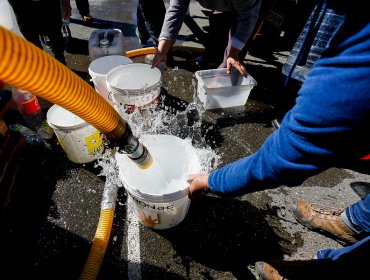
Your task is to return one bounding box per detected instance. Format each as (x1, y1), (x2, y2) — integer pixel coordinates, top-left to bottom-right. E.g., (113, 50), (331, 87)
(9, 123), (51, 148)
(116, 134), (201, 230)
(195, 68), (257, 110)
(0, 0), (14, 30)
(46, 104), (104, 164)
(88, 55), (133, 106)
(282, 7), (344, 82)
(12, 88), (44, 131)
(106, 63), (162, 114)
(88, 29), (125, 61)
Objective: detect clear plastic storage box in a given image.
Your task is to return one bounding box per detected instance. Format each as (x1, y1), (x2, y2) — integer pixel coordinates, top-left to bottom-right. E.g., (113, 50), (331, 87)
(195, 68), (257, 110)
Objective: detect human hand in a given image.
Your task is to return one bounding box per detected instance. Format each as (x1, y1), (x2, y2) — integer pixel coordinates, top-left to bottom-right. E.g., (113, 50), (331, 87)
(226, 47), (247, 77)
(151, 40), (171, 68)
(187, 173), (210, 198)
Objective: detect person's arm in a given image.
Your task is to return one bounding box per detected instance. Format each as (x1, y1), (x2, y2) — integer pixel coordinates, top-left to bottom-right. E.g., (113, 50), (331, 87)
(226, 0), (261, 75)
(152, 0), (190, 68)
(190, 14), (370, 194)
(152, 39), (172, 67)
(208, 55), (370, 194)
(231, 0), (261, 51)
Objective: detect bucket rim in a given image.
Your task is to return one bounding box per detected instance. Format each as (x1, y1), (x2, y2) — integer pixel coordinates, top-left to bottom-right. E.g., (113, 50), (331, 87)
(109, 81), (162, 96)
(117, 134), (199, 201)
(123, 182), (190, 203)
(106, 63), (162, 92)
(46, 104), (90, 130)
(88, 55), (133, 75)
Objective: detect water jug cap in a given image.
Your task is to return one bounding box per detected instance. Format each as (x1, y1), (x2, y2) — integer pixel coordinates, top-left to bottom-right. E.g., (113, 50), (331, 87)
(99, 38), (110, 47)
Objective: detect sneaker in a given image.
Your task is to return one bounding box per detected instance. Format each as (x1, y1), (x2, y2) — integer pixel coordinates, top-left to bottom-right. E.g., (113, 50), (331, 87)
(81, 14), (93, 22)
(293, 200), (359, 244)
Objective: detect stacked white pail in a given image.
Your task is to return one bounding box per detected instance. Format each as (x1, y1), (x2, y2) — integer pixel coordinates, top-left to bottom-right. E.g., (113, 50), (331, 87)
(106, 63), (162, 113)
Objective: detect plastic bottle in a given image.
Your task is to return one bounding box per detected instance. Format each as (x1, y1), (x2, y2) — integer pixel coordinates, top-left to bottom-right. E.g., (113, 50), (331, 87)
(9, 123), (51, 149)
(11, 88), (54, 140)
(282, 6), (344, 82)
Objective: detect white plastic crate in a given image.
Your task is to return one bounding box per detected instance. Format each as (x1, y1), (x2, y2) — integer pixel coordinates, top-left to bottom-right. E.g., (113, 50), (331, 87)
(195, 68), (257, 110)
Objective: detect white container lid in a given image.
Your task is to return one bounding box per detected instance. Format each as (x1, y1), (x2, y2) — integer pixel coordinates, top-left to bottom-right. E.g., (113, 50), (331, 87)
(106, 63), (161, 91)
(47, 104), (87, 130)
(88, 55), (133, 76)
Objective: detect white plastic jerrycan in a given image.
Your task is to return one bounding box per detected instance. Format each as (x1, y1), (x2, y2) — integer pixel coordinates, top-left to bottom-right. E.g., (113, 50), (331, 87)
(88, 29), (125, 61)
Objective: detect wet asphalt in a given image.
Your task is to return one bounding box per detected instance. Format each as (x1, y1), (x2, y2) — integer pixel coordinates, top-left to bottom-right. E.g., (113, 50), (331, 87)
(2, 0), (370, 279)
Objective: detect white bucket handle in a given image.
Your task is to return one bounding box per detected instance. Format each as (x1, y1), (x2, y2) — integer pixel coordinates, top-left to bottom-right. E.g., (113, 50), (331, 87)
(90, 77), (115, 102)
(90, 77), (104, 93)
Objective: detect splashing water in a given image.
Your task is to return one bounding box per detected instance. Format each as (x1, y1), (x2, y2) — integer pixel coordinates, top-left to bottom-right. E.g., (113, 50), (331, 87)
(96, 70), (222, 194)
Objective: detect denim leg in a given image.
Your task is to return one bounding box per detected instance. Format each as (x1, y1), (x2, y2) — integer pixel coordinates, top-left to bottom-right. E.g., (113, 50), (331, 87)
(8, 0), (43, 49)
(316, 235), (370, 261)
(341, 193), (370, 234)
(137, 0), (166, 45)
(75, 0), (90, 16)
(203, 11), (233, 66)
(136, 5), (150, 45)
(314, 236), (370, 278)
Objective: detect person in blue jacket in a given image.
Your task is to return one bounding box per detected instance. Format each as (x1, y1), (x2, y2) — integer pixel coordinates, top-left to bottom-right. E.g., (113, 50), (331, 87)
(188, 0), (370, 279)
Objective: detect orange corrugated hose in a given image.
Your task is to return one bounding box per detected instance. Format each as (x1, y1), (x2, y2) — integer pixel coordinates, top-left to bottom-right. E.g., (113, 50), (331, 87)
(0, 26), (152, 168)
(79, 208), (115, 280)
(0, 25), (153, 280)
(125, 46), (156, 58)
(0, 26), (120, 135)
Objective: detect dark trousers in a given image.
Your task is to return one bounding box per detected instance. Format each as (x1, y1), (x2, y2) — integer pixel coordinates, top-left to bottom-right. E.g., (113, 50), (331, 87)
(136, 0), (166, 46)
(75, 0), (90, 16)
(8, 0), (65, 64)
(203, 11), (248, 68)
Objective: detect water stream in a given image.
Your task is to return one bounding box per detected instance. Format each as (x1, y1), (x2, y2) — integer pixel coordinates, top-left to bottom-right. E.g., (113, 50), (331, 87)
(96, 71), (222, 195)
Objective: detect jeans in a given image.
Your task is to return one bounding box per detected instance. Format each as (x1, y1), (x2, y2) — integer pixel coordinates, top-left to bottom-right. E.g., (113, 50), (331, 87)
(316, 193), (370, 262)
(75, 0), (90, 16)
(136, 0), (166, 46)
(8, 0), (66, 64)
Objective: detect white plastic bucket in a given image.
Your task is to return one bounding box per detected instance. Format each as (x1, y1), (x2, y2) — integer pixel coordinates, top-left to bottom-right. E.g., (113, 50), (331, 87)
(0, 0), (14, 30)
(88, 55), (133, 106)
(46, 104), (104, 164)
(116, 134), (201, 230)
(106, 63), (162, 114)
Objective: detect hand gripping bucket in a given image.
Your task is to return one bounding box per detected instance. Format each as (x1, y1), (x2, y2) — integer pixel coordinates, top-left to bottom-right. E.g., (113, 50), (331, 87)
(116, 134), (201, 230)
(88, 55), (133, 106)
(46, 105), (104, 164)
(106, 63), (162, 114)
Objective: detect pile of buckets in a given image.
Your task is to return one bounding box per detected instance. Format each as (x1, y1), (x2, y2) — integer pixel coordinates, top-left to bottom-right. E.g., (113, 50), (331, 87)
(89, 58), (162, 114)
(87, 29), (162, 114)
(47, 29), (200, 231)
(46, 29), (163, 165)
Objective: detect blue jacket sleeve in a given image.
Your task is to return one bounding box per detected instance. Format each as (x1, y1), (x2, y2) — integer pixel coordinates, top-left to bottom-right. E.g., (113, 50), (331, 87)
(208, 17), (370, 194)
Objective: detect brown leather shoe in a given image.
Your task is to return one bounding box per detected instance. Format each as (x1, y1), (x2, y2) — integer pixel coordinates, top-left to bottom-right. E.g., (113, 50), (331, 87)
(293, 200), (359, 244)
(256, 261), (286, 280)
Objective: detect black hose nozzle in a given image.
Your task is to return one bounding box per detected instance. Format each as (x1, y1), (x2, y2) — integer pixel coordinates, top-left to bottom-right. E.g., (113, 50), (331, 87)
(117, 126), (153, 169)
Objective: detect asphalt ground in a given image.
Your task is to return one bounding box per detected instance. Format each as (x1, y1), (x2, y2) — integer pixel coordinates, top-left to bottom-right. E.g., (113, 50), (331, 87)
(2, 0), (370, 279)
